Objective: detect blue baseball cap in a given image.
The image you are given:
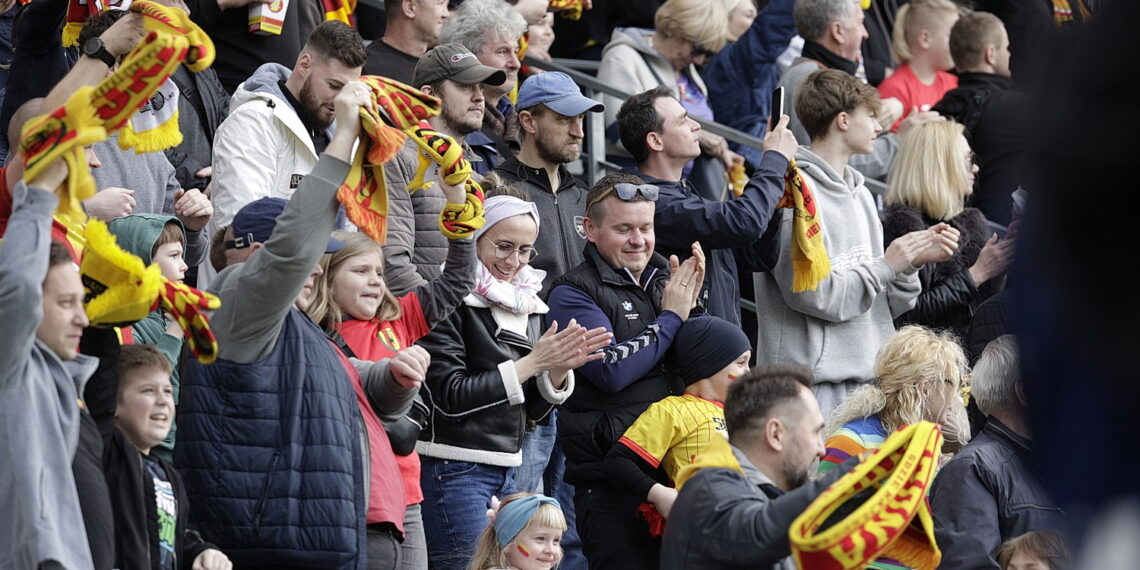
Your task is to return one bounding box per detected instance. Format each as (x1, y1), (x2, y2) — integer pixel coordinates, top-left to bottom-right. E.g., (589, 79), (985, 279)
(516, 72), (604, 116)
(227, 197), (346, 253)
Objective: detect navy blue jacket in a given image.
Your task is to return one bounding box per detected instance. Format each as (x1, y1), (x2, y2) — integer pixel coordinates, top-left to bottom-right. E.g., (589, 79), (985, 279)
(635, 150), (788, 326)
(703, 0), (797, 167)
(177, 309), (367, 569)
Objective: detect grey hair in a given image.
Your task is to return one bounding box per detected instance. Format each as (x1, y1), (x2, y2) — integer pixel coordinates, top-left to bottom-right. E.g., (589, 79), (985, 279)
(972, 335), (1021, 415)
(439, 0), (527, 55)
(794, 0), (860, 40)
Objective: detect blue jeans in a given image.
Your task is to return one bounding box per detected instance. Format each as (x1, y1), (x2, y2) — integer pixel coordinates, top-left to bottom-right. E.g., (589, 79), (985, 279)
(420, 458), (516, 570)
(517, 411), (586, 570)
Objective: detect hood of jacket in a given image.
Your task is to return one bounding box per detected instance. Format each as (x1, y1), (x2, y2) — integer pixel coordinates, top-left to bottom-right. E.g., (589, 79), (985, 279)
(232, 62), (293, 108)
(108, 214), (186, 266)
(604, 27), (657, 58)
(794, 146), (865, 198)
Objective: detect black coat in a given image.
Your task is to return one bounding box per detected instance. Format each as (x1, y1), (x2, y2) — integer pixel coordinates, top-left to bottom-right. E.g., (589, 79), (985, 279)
(881, 203), (998, 340)
(932, 73), (1029, 225)
(417, 302), (559, 461)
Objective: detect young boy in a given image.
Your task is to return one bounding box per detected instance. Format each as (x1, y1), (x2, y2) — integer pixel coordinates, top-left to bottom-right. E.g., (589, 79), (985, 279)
(94, 343), (231, 570)
(753, 69), (957, 417)
(601, 316), (752, 531)
(108, 214), (191, 462)
(878, 0), (961, 131)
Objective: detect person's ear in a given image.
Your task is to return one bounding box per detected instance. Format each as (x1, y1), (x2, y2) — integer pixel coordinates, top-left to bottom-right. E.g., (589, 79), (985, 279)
(519, 109), (538, 135)
(402, 0), (416, 18)
(918, 29), (932, 50)
(583, 216), (599, 242)
(249, 242), (264, 254)
(983, 43), (997, 67)
(1014, 381), (1028, 408)
(765, 417), (785, 452)
(646, 131), (665, 153)
(829, 19), (844, 45)
(420, 84), (435, 97)
(835, 111), (850, 132)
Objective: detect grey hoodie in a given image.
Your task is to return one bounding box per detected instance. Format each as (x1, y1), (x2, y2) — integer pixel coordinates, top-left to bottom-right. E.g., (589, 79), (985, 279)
(753, 146), (919, 386)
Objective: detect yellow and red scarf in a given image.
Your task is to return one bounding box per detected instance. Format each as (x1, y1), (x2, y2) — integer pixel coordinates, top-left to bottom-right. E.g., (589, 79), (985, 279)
(340, 76), (485, 244)
(82, 219), (221, 362)
(778, 159), (830, 292)
(790, 422), (944, 570)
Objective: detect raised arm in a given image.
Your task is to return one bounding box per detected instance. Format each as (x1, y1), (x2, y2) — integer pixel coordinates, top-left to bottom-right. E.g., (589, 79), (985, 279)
(0, 164), (67, 387)
(381, 146), (431, 295)
(210, 82), (369, 361)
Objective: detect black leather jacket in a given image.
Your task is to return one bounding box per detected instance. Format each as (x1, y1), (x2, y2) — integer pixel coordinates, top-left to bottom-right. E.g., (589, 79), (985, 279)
(931, 418), (1065, 568)
(416, 301), (572, 465)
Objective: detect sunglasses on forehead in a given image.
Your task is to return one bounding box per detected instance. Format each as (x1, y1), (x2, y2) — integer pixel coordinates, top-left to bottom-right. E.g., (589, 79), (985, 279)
(586, 182), (660, 214)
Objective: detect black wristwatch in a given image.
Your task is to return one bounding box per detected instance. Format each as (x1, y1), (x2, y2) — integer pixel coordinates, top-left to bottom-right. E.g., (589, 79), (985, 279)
(82, 37), (117, 67)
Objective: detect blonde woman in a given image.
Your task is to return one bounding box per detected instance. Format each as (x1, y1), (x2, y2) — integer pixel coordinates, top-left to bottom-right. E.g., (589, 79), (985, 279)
(597, 0), (738, 179)
(882, 120), (1013, 340)
(819, 326), (970, 474)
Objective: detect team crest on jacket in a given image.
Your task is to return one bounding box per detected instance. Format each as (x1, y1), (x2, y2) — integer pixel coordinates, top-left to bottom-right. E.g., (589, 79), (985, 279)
(376, 327), (401, 351)
(574, 216), (586, 239)
(622, 301), (634, 311)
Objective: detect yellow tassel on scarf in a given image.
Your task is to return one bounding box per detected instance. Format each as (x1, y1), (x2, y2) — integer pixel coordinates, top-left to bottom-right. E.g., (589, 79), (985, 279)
(778, 159), (830, 292)
(790, 422), (944, 570)
(340, 76), (485, 243)
(20, 86), (107, 220)
(81, 220), (221, 362)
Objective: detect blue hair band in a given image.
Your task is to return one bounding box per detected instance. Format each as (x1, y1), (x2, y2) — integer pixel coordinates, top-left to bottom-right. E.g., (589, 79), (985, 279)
(492, 494), (561, 549)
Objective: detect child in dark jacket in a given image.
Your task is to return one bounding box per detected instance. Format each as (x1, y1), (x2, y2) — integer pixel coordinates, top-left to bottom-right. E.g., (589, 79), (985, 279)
(85, 331), (231, 570)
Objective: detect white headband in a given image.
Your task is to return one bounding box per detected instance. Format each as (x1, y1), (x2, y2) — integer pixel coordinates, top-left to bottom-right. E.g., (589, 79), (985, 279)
(473, 195), (540, 241)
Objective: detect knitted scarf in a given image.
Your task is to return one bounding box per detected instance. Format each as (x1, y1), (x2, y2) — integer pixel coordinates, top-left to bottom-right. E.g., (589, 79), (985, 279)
(471, 262), (547, 315)
(778, 159), (830, 292)
(547, 0), (586, 20)
(82, 219), (221, 362)
(340, 75), (486, 244)
(322, 0), (355, 26)
(1053, 0), (1091, 27)
(790, 422), (944, 570)
(20, 0), (214, 220)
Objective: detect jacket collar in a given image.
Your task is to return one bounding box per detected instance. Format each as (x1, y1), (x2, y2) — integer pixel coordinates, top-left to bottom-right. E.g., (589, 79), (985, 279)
(35, 339), (99, 394)
(499, 156), (575, 195)
(983, 416), (1033, 455)
(731, 444), (784, 496)
(629, 168), (689, 194)
(800, 39), (859, 77)
(954, 72), (1017, 92)
(583, 242), (667, 289)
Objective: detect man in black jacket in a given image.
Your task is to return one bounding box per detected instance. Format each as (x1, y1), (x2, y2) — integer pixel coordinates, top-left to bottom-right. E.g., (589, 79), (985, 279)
(546, 173), (704, 569)
(932, 12), (1028, 225)
(495, 71), (604, 293)
(931, 335), (1066, 568)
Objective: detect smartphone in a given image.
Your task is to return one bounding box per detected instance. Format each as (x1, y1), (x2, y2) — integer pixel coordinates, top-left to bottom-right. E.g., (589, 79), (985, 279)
(769, 86), (785, 132)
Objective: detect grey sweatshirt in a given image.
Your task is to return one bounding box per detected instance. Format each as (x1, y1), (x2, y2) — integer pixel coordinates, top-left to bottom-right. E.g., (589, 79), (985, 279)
(0, 182), (98, 569)
(92, 133), (182, 216)
(753, 146), (919, 384)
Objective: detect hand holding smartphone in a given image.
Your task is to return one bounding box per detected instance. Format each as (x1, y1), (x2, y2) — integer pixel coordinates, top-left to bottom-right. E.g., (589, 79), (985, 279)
(769, 86), (785, 132)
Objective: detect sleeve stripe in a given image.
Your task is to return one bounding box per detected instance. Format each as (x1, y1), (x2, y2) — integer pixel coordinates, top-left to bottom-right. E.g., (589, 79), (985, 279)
(601, 324), (660, 364)
(618, 436), (662, 468)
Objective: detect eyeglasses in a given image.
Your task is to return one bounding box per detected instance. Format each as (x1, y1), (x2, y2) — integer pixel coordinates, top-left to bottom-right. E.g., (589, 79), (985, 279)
(690, 44), (716, 58)
(488, 241), (538, 262)
(585, 182), (659, 215)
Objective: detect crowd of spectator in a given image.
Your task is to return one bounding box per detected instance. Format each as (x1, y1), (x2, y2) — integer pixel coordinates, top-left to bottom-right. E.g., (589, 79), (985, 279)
(0, 0), (1116, 568)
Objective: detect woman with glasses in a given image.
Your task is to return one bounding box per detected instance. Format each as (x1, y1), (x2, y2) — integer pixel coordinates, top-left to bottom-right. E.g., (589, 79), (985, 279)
(882, 120), (1014, 342)
(596, 0), (739, 196)
(415, 178), (613, 570)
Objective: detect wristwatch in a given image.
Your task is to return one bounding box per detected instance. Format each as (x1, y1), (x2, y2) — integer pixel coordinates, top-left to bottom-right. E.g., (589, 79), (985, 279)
(82, 37), (117, 67)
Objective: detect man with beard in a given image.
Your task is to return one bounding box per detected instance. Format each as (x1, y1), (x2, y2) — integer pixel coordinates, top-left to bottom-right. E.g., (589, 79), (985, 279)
(381, 43), (506, 294)
(207, 21), (365, 255)
(660, 364), (860, 570)
(439, 0), (528, 174)
(494, 71), (603, 293)
(362, 0), (450, 84)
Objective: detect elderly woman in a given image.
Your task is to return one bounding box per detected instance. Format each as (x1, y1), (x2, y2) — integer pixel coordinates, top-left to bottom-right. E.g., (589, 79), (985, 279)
(597, 0), (737, 186)
(416, 179), (611, 570)
(882, 121), (1014, 340)
(819, 325), (970, 479)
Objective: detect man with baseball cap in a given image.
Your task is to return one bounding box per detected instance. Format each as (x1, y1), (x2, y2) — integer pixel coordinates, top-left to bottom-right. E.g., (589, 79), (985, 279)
(493, 69), (604, 570)
(380, 43), (505, 295)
